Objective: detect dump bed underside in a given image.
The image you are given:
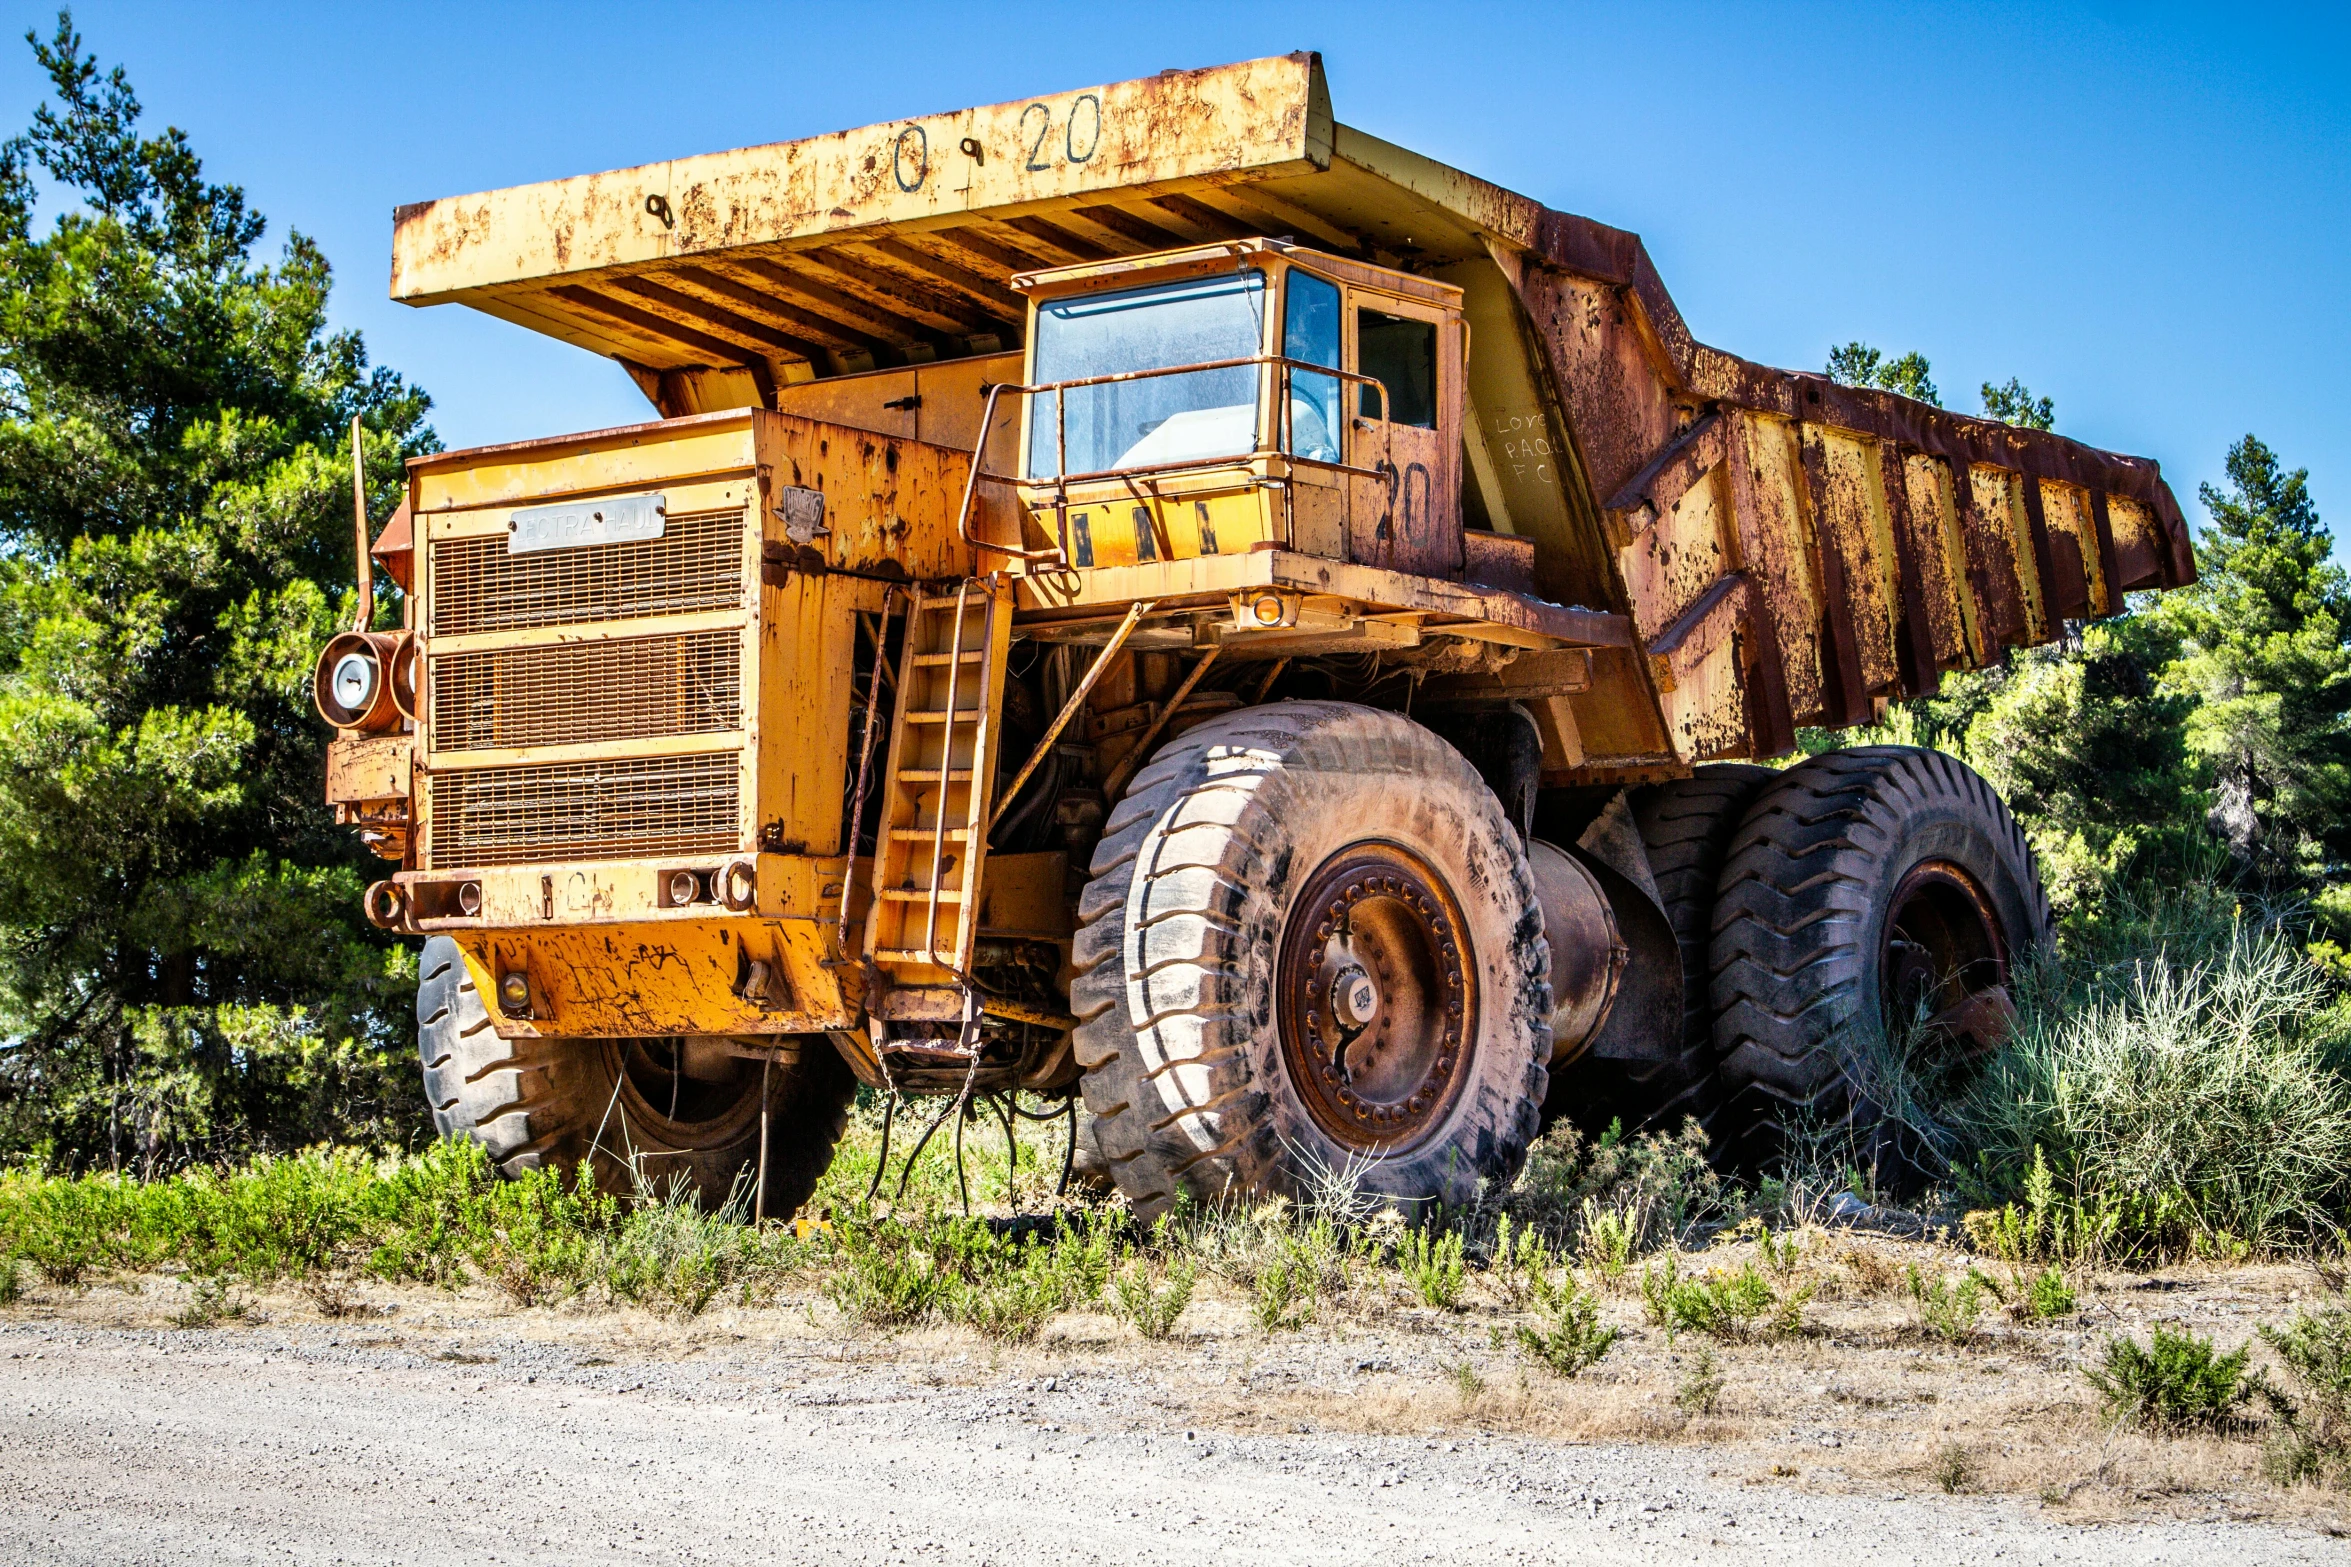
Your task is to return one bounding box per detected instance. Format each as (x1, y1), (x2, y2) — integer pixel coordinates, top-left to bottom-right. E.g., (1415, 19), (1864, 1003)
(394, 53), (2191, 768)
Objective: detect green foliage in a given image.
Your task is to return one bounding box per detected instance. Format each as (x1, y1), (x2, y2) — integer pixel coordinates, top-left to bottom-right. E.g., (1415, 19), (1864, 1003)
(1826, 341), (1940, 406)
(1513, 1276), (1619, 1377)
(467, 1166), (613, 1307)
(1253, 1252), (1314, 1331)
(2158, 436), (2351, 878)
(2085, 1326), (2256, 1431)
(0, 16), (438, 1171)
(1110, 1253), (1196, 1341)
(1575, 1200), (1636, 1286)
(1399, 1224), (1466, 1309)
(1962, 618), (2199, 921)
(1956, 931), (2351, 1247)
(1932, 1441), (1979, 1494)
(1674, 1345), (1724, 1415)
(1641, 1251), (1813, 1342)
(821, 1211), (1110, 1340)
(1981, 377), (2055, 431)
(1906, 1263), (1997, 1344)
(1509, 1116), (1729, 1254)
(2024, 1265), (2078, 1321)
(2259, 1304), (2351, 1487)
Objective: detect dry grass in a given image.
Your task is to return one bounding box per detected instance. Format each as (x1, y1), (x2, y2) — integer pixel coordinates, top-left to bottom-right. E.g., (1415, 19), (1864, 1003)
(11, 1209), (2351, 1531)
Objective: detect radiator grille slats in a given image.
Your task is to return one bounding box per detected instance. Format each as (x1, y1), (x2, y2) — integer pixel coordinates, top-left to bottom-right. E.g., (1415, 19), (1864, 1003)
(430, 631), (742, 752)
(428, 754), (740, 867)
(429, 508), (746, 636)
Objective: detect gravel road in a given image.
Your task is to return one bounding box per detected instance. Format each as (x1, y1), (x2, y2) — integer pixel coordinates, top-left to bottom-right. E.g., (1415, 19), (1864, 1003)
(1, 1317), (2335, 1566)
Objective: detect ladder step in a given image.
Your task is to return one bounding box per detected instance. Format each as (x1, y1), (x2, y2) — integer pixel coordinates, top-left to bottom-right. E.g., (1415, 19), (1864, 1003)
(889, 827), (970, 841)
(911, 651), (989, 666)
(873, 948), (953, 965)
(894, 769), (977, 782)
(905, 709), (985, 723)
(878, 887), (967, 903)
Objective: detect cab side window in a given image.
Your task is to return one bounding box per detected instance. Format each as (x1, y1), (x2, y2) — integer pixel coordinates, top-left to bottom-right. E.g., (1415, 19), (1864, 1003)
(1357, 309), (1437, 428)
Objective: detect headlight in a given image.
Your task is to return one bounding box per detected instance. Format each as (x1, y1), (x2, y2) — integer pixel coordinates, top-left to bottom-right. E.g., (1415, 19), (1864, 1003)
(331, 650), (379, 713)
(313, 630), (407, 732)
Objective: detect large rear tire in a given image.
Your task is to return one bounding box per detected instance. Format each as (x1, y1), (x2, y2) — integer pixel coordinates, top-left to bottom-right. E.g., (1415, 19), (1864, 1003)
(417, 936), (853, 1216)
(1072, 702), (1552, 1222)
(1708, 747), (2050, 1176)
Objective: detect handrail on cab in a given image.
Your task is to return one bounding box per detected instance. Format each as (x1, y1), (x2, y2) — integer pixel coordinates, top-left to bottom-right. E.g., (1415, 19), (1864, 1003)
(955, 354), (1394, 566)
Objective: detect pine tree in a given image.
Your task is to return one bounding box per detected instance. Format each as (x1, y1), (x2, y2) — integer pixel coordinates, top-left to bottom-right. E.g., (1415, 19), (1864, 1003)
(1980, 377), (2055, 431)
(1826, 341), (1940, 406)
(0, 14), (436, 1169)
(2156, 436), (2351, 879)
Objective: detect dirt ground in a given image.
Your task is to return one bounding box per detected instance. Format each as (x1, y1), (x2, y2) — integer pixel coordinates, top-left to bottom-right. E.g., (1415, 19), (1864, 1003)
(5, 1233), (2348, 1565)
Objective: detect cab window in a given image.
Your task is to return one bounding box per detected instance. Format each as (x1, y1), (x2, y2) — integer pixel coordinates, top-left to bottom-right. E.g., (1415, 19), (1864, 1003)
(1357, 308), (1437, 428)
(1025, 271), (1265, 478)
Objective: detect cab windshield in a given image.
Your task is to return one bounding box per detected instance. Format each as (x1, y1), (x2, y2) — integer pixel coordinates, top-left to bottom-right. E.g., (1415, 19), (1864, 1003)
(1026, 271), (1266, 478)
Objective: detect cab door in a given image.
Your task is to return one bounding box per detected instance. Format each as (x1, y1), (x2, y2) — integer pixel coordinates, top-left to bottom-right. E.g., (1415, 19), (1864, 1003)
(1345, 294), (1462, 578)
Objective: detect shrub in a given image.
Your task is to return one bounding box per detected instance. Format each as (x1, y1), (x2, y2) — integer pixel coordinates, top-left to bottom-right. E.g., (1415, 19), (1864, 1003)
(1399, 1225), (1466, 1309)
(1510, 1117), (1729, 1252)
(1577, 1200), (1637, 1287)
(1489, 1213), (1556, 1309)
(1907, 1264), (1997, 1344)
(1642, 1253), (1812, 1342)
(601, 1175), (755, 1318)
(1932, 1441), (1978, 1494)
(1254, 1254), (1313, 1332)
(2258, 1304), (2351, 1486)
(0, 1252), (22, 1306)
(1111, 1255), (1196, 1341)
(1513, 1277), (1619, 1377)
(2023, 1265), (2078, 1321)
(1674, 1346), (1725, 1415)
(2085, 1327), (2256, 1431)
(1958, 932), (2351, 1247)
(466, 1166), (614, 1307)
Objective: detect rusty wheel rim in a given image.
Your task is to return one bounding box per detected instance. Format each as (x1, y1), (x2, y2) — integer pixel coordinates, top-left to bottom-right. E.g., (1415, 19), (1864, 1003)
(1880, 859), (2011, 1058)
(1276, 843), (1479, 1153)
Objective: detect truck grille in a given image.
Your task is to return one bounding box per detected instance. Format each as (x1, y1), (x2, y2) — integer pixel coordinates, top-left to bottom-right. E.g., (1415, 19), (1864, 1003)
(429, 508), (747, 636)
(430, 630), (743, 752)
(426, 753), (741, 867)
(419, 502), (753, 871)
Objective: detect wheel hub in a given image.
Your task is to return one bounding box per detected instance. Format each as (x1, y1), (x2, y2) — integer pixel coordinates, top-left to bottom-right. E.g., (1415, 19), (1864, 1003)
(1276, 844), (1478, 1152)
(1881, 859), (2011, 1058)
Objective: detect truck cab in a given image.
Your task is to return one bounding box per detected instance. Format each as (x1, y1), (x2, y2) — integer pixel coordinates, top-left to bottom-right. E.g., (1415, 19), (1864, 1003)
(1002, 240), (1473, 585)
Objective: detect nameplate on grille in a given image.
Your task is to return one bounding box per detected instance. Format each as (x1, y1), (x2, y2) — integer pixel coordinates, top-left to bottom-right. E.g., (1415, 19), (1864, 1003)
(507, 492), (667, 554)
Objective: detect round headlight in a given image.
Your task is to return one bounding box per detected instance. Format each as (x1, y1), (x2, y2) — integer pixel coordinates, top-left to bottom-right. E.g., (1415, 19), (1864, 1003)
(331, 650), (379, 714)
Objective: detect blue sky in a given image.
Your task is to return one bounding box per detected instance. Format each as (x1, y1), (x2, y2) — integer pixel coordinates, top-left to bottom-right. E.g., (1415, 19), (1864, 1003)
(6, 2), (2347, 546)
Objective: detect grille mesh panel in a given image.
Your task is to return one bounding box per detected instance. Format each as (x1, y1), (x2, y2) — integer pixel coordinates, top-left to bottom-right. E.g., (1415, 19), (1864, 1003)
(431, 631), (742, 752)
(427, 753), (740, 867)
(429, 508), (746, 636)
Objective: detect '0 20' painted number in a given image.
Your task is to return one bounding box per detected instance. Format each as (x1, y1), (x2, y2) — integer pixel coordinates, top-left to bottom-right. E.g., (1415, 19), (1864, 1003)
(892, 93), (1102, 193)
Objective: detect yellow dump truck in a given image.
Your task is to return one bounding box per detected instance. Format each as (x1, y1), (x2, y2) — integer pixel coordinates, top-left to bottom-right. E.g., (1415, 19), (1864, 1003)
(315, 53), (2193, 1216)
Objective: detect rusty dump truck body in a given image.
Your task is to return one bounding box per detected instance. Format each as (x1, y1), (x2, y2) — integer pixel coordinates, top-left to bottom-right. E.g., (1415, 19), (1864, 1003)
(329, 53), (2189, 1211)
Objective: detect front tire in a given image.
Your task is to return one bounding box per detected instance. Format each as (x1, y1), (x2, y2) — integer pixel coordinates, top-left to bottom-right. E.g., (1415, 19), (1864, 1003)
(1072, 703), (1552, 1222)
(416, 936), (854, 1216)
